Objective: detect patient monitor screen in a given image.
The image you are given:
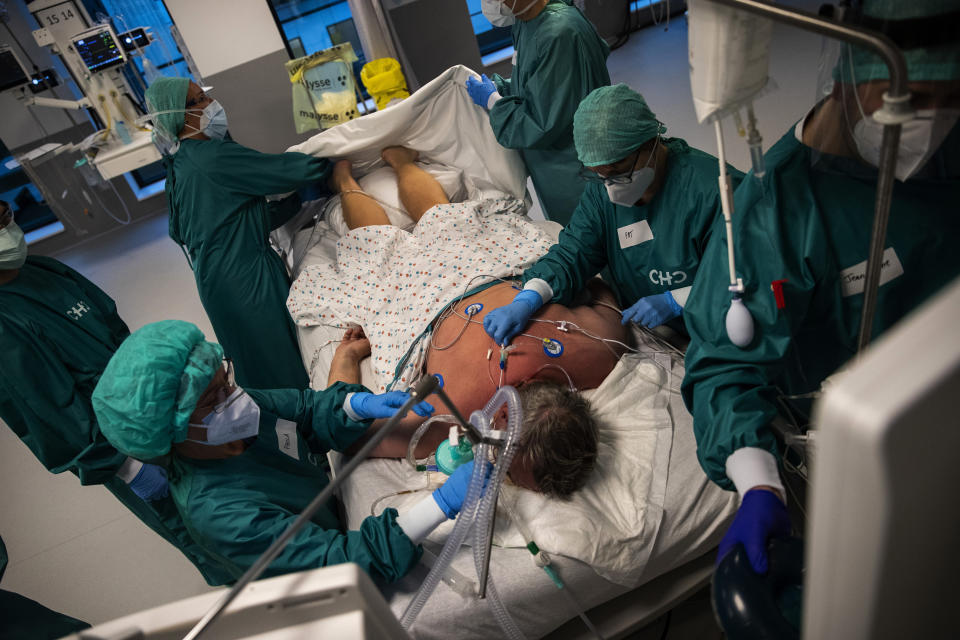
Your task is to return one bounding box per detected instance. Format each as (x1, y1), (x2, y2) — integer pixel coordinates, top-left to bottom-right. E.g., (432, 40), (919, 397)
(0, 47), (30, 92)
(73, 28), (125, 73)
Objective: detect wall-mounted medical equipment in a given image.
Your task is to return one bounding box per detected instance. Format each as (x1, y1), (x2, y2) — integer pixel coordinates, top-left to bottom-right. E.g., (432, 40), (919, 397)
(18, 0), (162, 180)
(118, 28), (150, 53)
(72, 24), (126, 74)
(0, 44), (32, 93)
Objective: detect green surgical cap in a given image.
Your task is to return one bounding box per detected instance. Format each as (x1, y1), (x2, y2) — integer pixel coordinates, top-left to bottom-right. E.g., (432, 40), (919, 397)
(834, 0), (960, 84)
(574, 84), (667, 167)
(144, 77), (190, 141)
(93, 320), (224, 460)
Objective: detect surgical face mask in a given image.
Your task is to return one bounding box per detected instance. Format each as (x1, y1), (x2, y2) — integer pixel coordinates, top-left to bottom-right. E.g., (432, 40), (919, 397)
(482, 0), (539, 27)
(187, 388), (261, 445)
(605, 138), (659, 207)
(0, 219), (27, 270)
(852, 108), (960, 182)
(199, 100), (228, 140)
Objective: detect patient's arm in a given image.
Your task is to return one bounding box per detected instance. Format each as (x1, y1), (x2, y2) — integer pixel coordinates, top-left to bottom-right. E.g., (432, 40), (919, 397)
(327, 327), (371, 387)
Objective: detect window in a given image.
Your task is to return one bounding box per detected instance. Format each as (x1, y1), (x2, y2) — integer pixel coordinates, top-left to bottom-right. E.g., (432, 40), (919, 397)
(266, 0), (368, 97)
(98, 0), (191, 78)
(465, 0), (513, 59)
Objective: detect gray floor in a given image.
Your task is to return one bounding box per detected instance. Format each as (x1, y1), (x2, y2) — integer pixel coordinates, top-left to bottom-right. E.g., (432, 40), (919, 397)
(0, 2), (824, 633)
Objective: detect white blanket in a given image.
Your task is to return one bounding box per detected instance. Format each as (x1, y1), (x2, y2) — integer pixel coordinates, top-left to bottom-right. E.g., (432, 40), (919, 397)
(287, 65), (528, 201)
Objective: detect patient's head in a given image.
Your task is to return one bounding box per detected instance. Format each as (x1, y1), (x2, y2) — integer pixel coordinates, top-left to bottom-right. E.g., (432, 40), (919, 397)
(510, 380), (599, 499)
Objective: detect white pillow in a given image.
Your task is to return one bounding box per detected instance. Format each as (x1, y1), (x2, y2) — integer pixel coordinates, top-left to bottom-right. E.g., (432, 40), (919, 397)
(327, 162), (468, 236)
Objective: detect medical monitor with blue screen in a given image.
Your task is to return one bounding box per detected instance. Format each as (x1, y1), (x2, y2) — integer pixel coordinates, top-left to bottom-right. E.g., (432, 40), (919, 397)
(73, 27), (125, 73)
(0, 46), (30, 92)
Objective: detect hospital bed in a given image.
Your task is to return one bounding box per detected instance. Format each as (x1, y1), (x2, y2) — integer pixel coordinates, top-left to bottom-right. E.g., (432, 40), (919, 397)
(274, 65), (737, 639)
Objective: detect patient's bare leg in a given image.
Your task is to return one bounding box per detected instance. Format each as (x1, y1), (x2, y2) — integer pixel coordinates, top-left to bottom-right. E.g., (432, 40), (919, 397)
(381, 146), (449, 222)
(332, 159), (391, 229)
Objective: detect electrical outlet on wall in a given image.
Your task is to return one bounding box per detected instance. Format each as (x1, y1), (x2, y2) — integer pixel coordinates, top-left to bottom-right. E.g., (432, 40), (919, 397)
(32, 27), (55, 47)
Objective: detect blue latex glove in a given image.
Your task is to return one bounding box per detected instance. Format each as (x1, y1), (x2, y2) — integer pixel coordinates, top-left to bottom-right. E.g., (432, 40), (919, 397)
(465, 74), (497, 109)
(483, 289), (543, 346)
(350, 391), (434, 420)
(718, 488), (791, 574)
(433, 460), (491, 518)
(128, 463), (169, 501)
(621, 291), (683, 328)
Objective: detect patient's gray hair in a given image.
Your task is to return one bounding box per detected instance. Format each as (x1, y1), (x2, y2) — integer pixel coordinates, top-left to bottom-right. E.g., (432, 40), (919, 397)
(516, 380), (599, 499)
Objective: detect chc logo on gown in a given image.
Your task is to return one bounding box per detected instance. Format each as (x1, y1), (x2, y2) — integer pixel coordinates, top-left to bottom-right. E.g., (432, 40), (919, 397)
(66, 300), (91, 320)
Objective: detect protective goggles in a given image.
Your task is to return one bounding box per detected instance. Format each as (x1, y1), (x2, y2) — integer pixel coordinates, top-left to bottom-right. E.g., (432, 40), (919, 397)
(579, 135), (660, 185)
(190, 359), (235, 415)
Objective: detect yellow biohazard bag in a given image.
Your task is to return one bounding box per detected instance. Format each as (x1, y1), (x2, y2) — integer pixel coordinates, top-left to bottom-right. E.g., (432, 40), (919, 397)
(360, 58), (410, 111)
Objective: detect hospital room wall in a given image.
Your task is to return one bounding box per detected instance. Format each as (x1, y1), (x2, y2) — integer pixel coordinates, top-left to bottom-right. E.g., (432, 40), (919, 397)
(0, 1), (828, 628)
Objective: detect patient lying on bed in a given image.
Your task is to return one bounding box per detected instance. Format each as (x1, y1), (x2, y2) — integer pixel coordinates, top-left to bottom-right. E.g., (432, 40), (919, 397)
(323, 150), (633, 497)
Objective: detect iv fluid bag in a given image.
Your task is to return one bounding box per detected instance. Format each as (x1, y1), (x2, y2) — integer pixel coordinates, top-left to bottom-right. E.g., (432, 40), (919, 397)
(688, 0), (775, 124)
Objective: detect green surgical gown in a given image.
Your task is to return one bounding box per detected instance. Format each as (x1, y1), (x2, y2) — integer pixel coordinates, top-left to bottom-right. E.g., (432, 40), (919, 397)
(489, 0), (610, 225)
(166, 139), (331, 390)
(682, 128), (960, 490)
(524, 141), (739, 309)
(170, 382), (421, 583)
(1, 535), (90, 640)
(0, 256), (232, 586)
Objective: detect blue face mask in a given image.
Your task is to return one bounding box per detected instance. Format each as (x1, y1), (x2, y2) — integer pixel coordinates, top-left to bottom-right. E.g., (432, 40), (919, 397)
(199, 100), (228, 140)
(0, 219), (27, 270)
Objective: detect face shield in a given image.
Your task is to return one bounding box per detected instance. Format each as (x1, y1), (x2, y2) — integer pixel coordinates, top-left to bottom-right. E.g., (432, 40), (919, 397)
(137, 101), (229, 155)
(804, 3), (960, 182)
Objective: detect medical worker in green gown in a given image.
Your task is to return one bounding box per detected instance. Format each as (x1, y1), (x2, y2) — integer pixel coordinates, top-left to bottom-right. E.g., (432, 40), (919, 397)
(484, 85), (741, 345)
(681, 0), (960, 576)
(1, 535), (90, 640)
(466, 0), (610, 225)
(145, 77), (330, 391)
(93, 320), (477, 583)
(0, 203), (231, 586)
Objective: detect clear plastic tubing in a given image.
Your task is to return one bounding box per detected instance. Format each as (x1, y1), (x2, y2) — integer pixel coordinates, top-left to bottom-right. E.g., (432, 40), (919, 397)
(406, 414), (455, 469)
(400, 387), (524, 635)
(472, 386), (526, 639)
